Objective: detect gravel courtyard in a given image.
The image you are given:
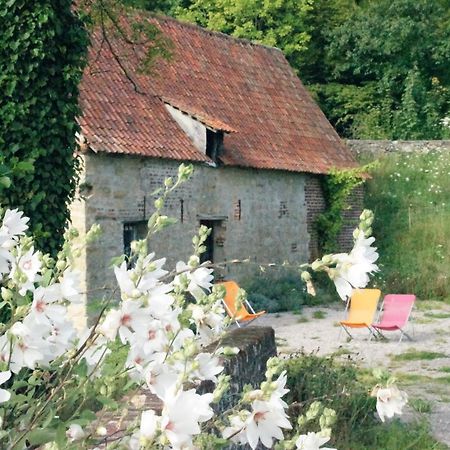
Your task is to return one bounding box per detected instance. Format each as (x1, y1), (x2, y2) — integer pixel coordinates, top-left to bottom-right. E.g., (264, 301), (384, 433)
(255, 301), (450, 447)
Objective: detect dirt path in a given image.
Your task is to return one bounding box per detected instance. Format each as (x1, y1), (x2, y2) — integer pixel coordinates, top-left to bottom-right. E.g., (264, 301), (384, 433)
(255, 301), (450, 447)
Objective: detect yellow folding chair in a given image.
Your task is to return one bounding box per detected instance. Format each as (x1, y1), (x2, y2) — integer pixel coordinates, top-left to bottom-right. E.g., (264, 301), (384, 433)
(340, 288), (381, 340)
(217, 280), (266, 327)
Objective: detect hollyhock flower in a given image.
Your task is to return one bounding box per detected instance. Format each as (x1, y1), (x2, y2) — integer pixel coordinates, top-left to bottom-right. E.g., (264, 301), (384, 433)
(375, 386), (408, 422)
(330, 234), (379, 301)
(59, 270), (82, 303)
(46, 318), (77, 358)
(0, 209), (29, 241)
(30, 285), (65, 326)
(174, 261), (214, 299)
(145, 362), (179, 399)
(225, 400), (292, 449)
(10, 247), (41, 295)
(139, 409), (160, 441)
(161, 389), (214, 448)
(0, 370), (11, 403)
(99, 300), (148, 343)
(295, 432), (336, 450)
(269, 370), (289, 407)
(8, 321), (47, 373)
(66, 423), (86, 442)
(192, 352), (223, 382)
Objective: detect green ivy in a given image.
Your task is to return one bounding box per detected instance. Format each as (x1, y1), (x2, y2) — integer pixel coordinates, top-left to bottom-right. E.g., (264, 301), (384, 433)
(316, 165), (374, 253)
(0, 1), (89, 255)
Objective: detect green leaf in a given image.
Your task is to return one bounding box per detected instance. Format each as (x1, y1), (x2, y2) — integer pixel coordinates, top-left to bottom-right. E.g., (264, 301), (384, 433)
(27, 428), (57, 445)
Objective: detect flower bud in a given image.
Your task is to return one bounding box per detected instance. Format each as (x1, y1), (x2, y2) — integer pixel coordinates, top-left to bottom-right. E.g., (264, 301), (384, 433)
(1, 288), (13, 302)
(154, 198), (164, 210)
(300, 271), (311, 282)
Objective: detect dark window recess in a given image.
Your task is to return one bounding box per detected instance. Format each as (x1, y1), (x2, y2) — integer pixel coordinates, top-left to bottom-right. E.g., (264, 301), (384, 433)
(206, 129), (224, 162)
(278, 201), (289, 218)
(291, 243), (298, 253)
(233, 199), (241, 221)
(200, 220), (215, 264)
(123, 221), (147, 260)
(180, 199), (184, 223)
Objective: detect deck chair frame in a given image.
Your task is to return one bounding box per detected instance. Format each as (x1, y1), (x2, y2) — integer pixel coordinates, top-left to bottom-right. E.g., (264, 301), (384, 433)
(222, 298), (261, 327)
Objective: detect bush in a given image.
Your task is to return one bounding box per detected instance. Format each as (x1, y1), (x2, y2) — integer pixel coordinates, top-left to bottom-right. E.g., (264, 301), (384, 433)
(241, 273), (308, 313)
(283, 352), (445, 449)
(242, 271), (341, 313)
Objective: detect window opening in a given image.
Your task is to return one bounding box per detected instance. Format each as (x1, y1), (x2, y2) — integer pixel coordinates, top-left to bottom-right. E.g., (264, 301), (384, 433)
(123, 221), (147, 264)
(206, 129), (223, 162)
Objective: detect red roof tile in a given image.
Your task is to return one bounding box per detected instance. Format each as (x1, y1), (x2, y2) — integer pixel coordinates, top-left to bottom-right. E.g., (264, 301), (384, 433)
(79, 16), (356, 174)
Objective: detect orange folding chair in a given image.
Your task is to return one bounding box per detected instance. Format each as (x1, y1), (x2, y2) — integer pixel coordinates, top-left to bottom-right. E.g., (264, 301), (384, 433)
(217, 280), (266, 327)
(339, 288), (381, 340)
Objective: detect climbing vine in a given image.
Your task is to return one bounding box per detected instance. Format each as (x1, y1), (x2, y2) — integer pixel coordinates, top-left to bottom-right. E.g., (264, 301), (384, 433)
(316, 164), (375, 253)
(0, 1), (89, 255)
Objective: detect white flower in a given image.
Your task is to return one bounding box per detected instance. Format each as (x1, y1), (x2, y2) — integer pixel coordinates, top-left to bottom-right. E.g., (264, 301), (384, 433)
(226, 400), (292, 449)
(30, 285), (65, 326)
(295, 432), (336, 450)
(375, 386), (408, 422)
(161, 389), (214, 448)
(8, 321), (46, 373)
(66, 423), (86, 442)
(174, 262), (214, 299)
(139, 409), (160, 441)
(0, 209), (29, 241)
(59, 270), (82, 303)
(331, 234), (379, 301)
(9, 247), (42, 295)
(0, 371), (12, 403)
(192, 353), (223, 382)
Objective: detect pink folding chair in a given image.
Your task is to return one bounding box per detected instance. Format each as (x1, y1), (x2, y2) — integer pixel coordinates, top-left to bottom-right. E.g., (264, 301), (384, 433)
(372, 294), (416, 342)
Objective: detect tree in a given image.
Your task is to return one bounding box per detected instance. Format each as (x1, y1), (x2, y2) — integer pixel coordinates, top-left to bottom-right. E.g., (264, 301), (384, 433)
(323, 0), (450, 138)
(175, 0), (315, 74)
(0, 1), (88, 255)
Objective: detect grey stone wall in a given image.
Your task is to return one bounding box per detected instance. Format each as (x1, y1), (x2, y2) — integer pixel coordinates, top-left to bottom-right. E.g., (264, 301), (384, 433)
(72, 153), (311, 306)
(346, 140), (450, 159)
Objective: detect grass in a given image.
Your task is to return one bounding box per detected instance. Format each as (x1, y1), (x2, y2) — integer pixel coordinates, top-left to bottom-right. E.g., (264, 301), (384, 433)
(312, 310), (327, 319)
(363, 150), (450, 300)
(284, 353), (444, 450)
(392, 350), (447, 362)
(297, 316), (309, 323)
(410, 398), (432, 413)
(439, 367), (450, 373)
(424, 311), (450, 319)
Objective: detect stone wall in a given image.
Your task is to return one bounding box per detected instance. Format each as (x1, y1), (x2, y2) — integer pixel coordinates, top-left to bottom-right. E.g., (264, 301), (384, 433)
(305, 175), (364, 257)
(71, 153), (312, 309)
(346, 140), (450, 159)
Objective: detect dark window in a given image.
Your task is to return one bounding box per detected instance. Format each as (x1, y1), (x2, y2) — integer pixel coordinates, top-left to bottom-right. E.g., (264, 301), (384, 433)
(206, 129), (224, 162)
(200, 220), (215, 264)
(123, 221), (147, 259)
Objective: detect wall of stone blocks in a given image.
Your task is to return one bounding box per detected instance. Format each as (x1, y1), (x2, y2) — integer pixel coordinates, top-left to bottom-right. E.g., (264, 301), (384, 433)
(305, 175), (364, 258)
(71, 153), (314, 310)
(346, 139), (450, 159)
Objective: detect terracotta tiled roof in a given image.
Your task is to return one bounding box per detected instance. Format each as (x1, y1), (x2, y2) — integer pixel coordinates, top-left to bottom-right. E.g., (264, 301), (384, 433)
(79, 16), (356, 174)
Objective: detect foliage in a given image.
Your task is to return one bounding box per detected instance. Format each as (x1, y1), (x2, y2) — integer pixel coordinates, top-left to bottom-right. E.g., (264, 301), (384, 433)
(316, 165), (372, 254)
(283, 353), (376, 446)
(0, 1), (89, 256)
(364, 150), (450, 299)
(175, 0), (314, 72)
(324, 0), (450, 138)
(284, 353), (443, 449)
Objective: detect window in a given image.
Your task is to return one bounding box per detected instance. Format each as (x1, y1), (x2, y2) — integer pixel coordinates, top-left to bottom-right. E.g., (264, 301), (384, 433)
(123, 221), (147, 259)
(206, 129), (224, 162)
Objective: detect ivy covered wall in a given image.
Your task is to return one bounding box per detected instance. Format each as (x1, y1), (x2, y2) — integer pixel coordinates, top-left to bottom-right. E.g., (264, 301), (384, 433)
(0, 1), (88, 255)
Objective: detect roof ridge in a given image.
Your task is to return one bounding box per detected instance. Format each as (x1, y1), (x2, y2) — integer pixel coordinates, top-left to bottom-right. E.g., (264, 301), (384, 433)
(150, 13), (283, 54)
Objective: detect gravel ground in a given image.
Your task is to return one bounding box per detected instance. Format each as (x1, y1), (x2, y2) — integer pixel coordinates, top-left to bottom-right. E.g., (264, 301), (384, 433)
(254, 301), (450, 447)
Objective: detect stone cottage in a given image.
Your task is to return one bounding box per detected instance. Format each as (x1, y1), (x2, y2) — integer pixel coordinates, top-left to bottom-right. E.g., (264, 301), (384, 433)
(71, 16), (360, 309)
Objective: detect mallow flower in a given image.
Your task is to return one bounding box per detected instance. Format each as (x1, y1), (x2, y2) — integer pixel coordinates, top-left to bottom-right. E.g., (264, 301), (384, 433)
(0, 370), (12, 403)
(375, 385), (408, 422)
